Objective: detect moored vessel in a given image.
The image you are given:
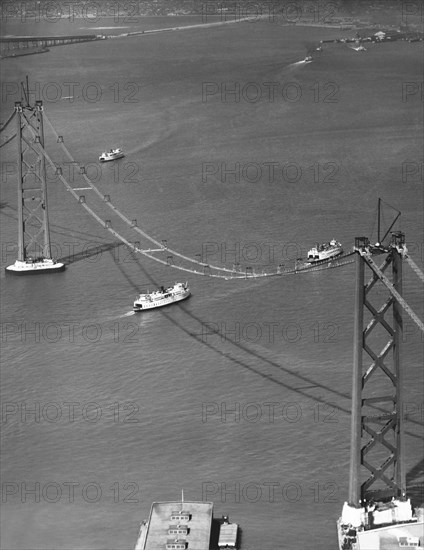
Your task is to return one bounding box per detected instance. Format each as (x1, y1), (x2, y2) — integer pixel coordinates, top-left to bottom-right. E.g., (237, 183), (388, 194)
(307, 239), (343, 263)
(133, 282), (190, 311)
(218, 515), (238, 548)
(99, 148), (125, 162)
(135, 500), (213, 550)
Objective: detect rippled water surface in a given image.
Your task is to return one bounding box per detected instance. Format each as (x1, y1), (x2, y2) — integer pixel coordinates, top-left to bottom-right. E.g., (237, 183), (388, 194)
(1, 14), (423, 550)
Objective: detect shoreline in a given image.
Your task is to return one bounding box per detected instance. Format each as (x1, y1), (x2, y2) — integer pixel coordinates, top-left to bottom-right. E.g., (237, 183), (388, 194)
(2, 17), (422, 59)
(0, 18), (379, 41)
(0, 16), (349, 58)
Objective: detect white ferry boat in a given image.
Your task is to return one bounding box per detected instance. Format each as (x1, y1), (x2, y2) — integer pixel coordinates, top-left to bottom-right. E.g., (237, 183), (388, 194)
(6, 257), (65, 275)
(307, 239), (343, 263)
(133, 282), (190, 311)
(99, 148), (125, 162)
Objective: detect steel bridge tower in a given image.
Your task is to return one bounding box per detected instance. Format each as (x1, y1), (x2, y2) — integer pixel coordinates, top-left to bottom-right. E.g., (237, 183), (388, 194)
(6, 99), (64, 274)
(338, 230), (424, 550)
(349, 232), (406, 506)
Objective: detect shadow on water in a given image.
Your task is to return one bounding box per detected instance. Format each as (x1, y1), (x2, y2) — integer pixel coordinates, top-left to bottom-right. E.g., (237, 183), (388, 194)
(209, 519), (220, 550)
(109, 247), (424, 442)
(110, 247), (349, 402)
(61, 242), (122, 265)
(406, 458), (424, 507)
(1, 202), (122, 262)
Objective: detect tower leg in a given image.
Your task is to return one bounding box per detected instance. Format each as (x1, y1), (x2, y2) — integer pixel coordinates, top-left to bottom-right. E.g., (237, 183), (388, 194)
(392, 246), (405, 497)
(348, 250), (364, 507)
(36, 100), (52, 259)
(16, 103), (24, 262)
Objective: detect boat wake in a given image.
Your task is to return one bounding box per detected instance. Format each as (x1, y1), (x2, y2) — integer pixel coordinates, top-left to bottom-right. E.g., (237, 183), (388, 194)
(112, 310), (162, 323)
(83, 26), (131, 30)
(280, 58), (313, 74)
(121, 311), (136, 317)
(100, 311), (136, 323)
(288, 58), (313, 68)
(125, 129), (176, 156)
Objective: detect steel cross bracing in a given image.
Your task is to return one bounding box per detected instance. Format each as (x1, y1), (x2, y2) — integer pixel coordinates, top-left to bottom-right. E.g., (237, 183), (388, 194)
(14, 100), (52, 261)
(348, 233), (422, 506)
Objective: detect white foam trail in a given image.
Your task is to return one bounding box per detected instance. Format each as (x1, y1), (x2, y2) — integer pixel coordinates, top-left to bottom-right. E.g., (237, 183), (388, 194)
(104, 311), (136, 321)
(83, 26), (130, 30)
(125, 129), (175, 156)
(285, 58), (313, 70)
(295, 59), (312, 65)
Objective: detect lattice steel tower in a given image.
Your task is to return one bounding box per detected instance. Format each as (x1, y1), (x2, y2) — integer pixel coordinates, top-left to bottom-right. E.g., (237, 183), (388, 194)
(337, 230), (424, 550)
(349, 232), (406, 505)
(6, 98), (64, 273)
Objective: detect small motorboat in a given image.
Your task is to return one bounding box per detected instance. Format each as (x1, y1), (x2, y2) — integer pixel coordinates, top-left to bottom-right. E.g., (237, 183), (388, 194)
(99, 148), (125, 162)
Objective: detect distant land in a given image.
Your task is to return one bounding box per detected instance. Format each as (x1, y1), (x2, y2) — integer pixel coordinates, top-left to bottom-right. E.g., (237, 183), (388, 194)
(1, 0), (423, 29)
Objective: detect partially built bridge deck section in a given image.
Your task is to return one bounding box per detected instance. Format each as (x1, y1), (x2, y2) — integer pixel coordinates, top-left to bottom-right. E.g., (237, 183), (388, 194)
(0, 34), (103, 57)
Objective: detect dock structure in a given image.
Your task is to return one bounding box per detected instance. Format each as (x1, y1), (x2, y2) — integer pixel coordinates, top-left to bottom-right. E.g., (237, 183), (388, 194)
(137, 501), (213, 550)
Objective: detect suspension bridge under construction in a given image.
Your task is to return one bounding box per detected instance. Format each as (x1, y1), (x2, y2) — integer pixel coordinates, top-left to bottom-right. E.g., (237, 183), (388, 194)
(1, 96), (424, 550)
